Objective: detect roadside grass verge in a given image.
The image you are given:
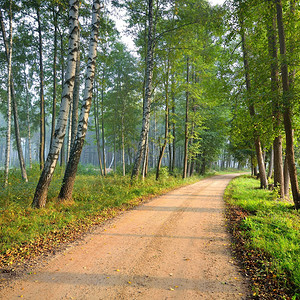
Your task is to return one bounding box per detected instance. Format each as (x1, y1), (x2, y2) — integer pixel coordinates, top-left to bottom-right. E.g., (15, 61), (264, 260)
(0, 165), (206, 268)
(224, 175), (300, 299)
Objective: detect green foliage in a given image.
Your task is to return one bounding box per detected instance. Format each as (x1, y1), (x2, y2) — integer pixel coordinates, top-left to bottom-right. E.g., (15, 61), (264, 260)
(225, 176), (300, 295)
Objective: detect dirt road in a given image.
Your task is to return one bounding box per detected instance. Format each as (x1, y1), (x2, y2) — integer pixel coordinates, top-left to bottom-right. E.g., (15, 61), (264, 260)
(0, 174), (249, 299)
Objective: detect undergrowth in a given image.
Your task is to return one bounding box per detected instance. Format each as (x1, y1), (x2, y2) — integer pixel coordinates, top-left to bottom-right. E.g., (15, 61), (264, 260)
(0, 164), (206, 266)
(225, 175), (300, 299)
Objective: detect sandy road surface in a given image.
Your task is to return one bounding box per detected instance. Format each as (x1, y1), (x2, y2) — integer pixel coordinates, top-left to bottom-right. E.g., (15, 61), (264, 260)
(0, 174), (249, 300)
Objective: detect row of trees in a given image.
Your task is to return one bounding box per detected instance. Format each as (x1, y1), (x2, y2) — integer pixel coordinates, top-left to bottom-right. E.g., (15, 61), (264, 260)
(223, 0), (299, 209)
(1, 0), (300, 209)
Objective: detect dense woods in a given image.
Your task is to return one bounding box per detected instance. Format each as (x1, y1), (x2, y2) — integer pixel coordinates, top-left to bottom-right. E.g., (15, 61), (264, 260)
(0, 0), (300, 210)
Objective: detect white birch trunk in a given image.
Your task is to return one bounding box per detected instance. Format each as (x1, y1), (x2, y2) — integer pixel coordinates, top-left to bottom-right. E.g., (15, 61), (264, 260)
(131, 0), (154, 179)
(32, 0), (80, 208)
(4, 2), (12, 188)
(25, 70), (32, 169)
(66, 100), (73, 162)
(58, 0), (101, 201)
(1, 8), (28, 182)
(121, 114), (125, 176)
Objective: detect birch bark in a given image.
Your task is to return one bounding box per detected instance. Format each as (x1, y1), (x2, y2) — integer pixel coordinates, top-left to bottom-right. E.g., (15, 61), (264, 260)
(51, 7), (58, 148)
(37, 6), (46, 169)
(131, 0), (154, 179)
(24, 69), (32, 169)
(0, 9), (28, 182)
(32, 0), (80, 208)
(4, 1), (12, 188)
(58, 0), (101, 201)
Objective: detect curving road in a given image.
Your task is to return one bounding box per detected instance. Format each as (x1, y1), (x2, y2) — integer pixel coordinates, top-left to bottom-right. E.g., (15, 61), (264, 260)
(0, 174), (249, 299)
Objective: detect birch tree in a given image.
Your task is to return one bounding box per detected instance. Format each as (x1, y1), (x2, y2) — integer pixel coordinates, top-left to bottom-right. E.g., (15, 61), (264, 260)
(0, 8), (28, 183)
(32, 0), (80, 208)
(131, 0), (155, 179)
(36, 3), (46, 169)
(58, 0), (101, 201)
(3, 1), (12, 187)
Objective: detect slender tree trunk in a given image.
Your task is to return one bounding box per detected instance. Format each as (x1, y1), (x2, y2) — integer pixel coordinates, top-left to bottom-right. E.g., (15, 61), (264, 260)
(0, 9), (28, 182)
(94, 86), (103, 175)
(145, 143), (149, 176)
(267, 147), (274, 179)
(66, 101), (73, 162)
(153, 110), (157, 168)
(156, 56), (170, 180)
(113, 130), (116, 172)
(32, 0), (80, 208)
(58, 0), (101, 201)
(101, 82), (106, 176)
(4, 2), (12, 187)
(71, 35), (80, 148)
(172, 102), (176, 172)
(267, 8), (284, 196)
(276, 0), (300, 209)
(60, 30), (65, 167)
(24, 69), (32, 169)
(240, 17), (268, 188)
(182, 57), (189, 179)
(122, 117), (125, 176)
(142, 132), (149, 179)
(131, 0), (155, 179)
(37, 6), (45, 169)
(51, 8), (58, 148)
(283, 154), (290, 198)
(168, 108), (172, 173)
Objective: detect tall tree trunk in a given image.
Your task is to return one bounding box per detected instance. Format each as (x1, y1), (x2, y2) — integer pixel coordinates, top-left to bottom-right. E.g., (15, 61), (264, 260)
(267, 147), (274, 179)
(182, 57), (189, 179)
(51, 8), (58, 148)
(32, 0), (80, 208)
(0, 9), (28, 182)
(71, 35), (80, 148)
(131, 0), (155, 179)
(142, 132), (149, 179)
(94, 86), (103, 175)
(168, 108), (172, 173)
(172, 102), (176, 172)
(58, 0), (101, 201)
(267, 8), (284, 196)
(3, 1), (12, 187)
(24, 69), (32, 169)
(66, 101), (73, 162)
(276, 0), (300, 209)
(152, 110), (157, 168)
(144, 140), (149, 178)
(240, 16), (268, 188)
(37, 6), (45, 169)
(156, 56), (170, 180)
(283, 154), (290, 199)
(122, 115), (125, 176)
(101, 80), (106, 176)
(60, 29), (65, 167)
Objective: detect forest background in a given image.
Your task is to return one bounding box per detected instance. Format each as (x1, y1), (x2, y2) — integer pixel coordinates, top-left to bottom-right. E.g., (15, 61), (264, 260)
(0, 0), (300, 297)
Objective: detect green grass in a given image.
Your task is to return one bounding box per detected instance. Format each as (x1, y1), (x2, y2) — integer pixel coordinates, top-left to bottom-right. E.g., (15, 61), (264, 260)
(0, 164), (207, 265)
(225, 175), (300, 296)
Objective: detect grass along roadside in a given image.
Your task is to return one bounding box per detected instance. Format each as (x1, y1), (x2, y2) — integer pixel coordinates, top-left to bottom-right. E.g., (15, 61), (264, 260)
(224, 175), (300, 299)
(0, 165), (209, 270)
